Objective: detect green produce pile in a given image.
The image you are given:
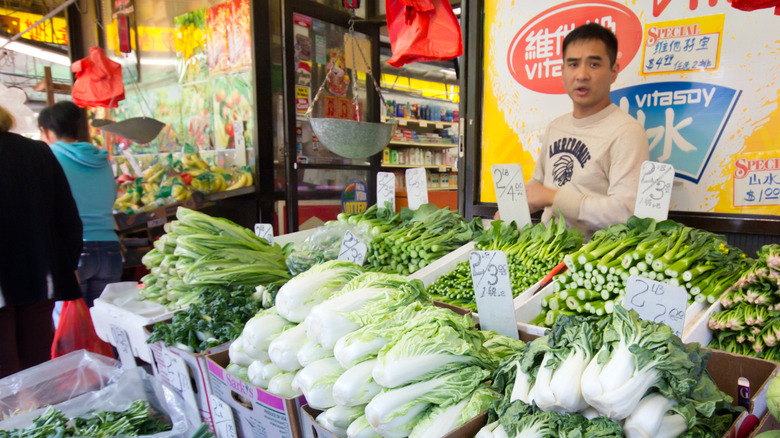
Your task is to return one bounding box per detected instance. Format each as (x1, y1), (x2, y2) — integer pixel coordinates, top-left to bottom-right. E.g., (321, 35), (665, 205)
(709, 244), (780, 360)
(0, 400), (171, 438)
(224, 263), (522, 437)
(482, 307), (740, 438)
(146, 284), (273, 353)
(139, 207), (291, 309)
(535, 216), (750, 326)
(427, 215), (583, 310)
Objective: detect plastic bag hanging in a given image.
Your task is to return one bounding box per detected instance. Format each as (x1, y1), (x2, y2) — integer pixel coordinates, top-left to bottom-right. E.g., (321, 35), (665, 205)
(385, 0), (463, 67)
(71, 47), (125, 108)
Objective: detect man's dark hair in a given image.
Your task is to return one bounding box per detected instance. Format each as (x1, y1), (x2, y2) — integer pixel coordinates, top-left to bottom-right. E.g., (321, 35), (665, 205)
(38, 101), (82, 140)
(562, 23), (618, 67)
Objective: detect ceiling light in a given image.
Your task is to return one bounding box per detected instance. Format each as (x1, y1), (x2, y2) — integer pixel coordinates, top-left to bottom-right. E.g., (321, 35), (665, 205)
(0, 36), (70, 66)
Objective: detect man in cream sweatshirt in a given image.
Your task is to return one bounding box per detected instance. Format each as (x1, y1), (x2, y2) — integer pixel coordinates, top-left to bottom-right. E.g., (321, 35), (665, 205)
(526, 23), (649, 238)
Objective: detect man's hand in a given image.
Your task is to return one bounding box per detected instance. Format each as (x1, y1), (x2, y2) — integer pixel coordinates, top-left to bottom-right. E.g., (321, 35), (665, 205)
(526, 181), (557, 211)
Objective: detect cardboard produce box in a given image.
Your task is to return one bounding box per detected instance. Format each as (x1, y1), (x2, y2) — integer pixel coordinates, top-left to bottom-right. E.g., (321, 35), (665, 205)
(750, 413), (780, 437)
(206, 349), (306, 438)
(144, 321), (230, 432)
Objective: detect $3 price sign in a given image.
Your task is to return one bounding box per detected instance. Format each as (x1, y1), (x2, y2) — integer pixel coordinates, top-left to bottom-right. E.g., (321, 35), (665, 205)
(469, 251), (519, 339)
(338, 230), (367, 266)
(634, 161), (674, 222)
(624, 276), (686, 337)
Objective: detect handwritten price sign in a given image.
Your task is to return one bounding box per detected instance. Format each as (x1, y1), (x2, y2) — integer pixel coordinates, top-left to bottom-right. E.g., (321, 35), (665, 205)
(624, 276), (687, 337)
(492, 164), (531, 228)
(405, 167), (428, 210)
(110, 325), (136, 368)
(377, 172), (396, 211)
(469, 251), (519, 339)
(210, 395), (238, 438)
(634, 161), (674, 222)
(338, 230), (367, 266)
(254, 223), (274, 245)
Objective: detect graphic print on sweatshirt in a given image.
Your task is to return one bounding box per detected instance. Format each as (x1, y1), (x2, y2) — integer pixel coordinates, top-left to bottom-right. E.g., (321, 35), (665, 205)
(549, 137), (592, 187)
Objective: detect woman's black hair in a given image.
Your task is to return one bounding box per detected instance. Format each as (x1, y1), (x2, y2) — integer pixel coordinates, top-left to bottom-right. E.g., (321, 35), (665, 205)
(38, 101), (82, 140)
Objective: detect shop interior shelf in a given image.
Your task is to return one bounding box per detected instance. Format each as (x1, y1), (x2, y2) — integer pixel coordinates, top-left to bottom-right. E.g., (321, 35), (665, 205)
(388, 141), (457, 148)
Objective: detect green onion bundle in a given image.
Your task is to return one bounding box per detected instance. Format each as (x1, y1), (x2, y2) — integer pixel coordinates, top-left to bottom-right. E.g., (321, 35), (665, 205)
(709, 244), (780, 360)
(535, 216), (751, 327)
(139, 207), (291, 309)
(427, 216), (584, 310)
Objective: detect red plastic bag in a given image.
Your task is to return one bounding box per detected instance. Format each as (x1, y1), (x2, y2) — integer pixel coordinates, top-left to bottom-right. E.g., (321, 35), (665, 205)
(71, 47), (125, 108)
(729, 0), (780, 14)
(51, 299), (113, 359)
(385, 0), (463, 67)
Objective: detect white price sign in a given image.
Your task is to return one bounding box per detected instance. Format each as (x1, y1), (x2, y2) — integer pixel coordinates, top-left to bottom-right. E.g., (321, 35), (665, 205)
(254, 223), (274, 245)
(469, 251), (519, 339)
(233, 120), (247, 167)
(624, 276), (687, 337)
(435, 122), (444, 129)
(492, 164), (532, 228)
(399, 119), (408, 126)
(161, 349), (197, 408)
(209, 395), (238, 438)
(110, 325), (136, 368)
(405, 167), (428, 210)
(377, 172), (396, 211)
(338, 230), (367, 265)
(634, 161), (674, 222)
(419, 120), (428, 127)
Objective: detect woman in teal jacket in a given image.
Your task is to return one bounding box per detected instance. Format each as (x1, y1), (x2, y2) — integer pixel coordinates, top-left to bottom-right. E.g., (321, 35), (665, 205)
(39, 101), (121, 307)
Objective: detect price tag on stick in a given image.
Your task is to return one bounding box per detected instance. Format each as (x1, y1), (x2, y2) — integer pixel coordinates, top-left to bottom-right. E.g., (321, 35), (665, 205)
(338, 230), (367, 265)
(110, 325), (136, 368)
(377, 172), (396, 211)
(624, 276), (687, 337)
(254, 223), (274, 245)
(405, 167), (428, 210)
(492, 164), (532, 228)
(469, 251), (519, 339)
(210, 395), (238, 438)
(233, 120), (247, 167)
(634, 161), (674, 222)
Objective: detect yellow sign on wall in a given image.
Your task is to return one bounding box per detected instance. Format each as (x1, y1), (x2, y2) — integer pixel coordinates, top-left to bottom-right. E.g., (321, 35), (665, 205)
(0, 9), (68, 45)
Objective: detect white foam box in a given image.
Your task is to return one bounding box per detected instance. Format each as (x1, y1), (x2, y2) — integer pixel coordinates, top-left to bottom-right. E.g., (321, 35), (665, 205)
(144, 321), (230, 432)
(409, 241), (544, 324)
(513, 280), (713, 341)
(206, 349), (306, 438)
(90, 281), (174, 364)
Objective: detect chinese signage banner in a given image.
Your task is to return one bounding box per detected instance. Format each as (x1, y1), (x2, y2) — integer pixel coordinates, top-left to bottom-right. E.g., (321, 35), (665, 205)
(481, 0), (779, 216)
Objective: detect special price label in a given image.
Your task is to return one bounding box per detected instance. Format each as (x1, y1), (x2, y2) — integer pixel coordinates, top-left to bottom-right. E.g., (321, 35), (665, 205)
(110, 325), (136, 368)
(405, 167), (428, 210)
(624, 275), (686, 337)
(254, 223), (274, 245)
(377, 172), (396, 211)
(634, 161), (674, 222)
(469, 251), (519, 339)
(492, 164), (532, 228)
(338, 230), (367, 266)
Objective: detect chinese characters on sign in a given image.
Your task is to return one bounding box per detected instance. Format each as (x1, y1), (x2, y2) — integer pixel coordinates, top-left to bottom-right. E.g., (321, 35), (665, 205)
(733, 156), (780, 207)
(642, 15), (724, 75)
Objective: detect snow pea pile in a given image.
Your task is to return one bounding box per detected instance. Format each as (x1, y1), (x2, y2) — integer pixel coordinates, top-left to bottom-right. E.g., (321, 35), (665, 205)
(139, 208), (291, 309)
(480, 307), (740, 438)
(709, 244), (780, 360)
(427, 216), (583, 310)
(536, 216), (750, 326)
(225, 263), (523, 437)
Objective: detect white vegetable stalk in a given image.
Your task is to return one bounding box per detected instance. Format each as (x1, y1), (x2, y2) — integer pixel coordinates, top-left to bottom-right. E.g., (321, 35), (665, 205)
(346, 415), (380, 438)
(475, 421), (500, 438)
(527, 355), (556, 410)
(243, 311), (293, 354)
(547, 348), (590, 412)
(372, 354), (476, 389)
(247, 360), (271, 388)
(333, 359), (382, 407)
(510, 362), (532, 404)
(268, 323), (308, 371)
(624, 394), (687, 438)
(334, 331), (389, 369)
(408, 395), (470, 438)
(322, 404), (367, 430)
(298, 339), (333, 367)
(295, 357), (345, 409)
(316, 412), (348, 438)
(367, 403), (429, 438)
(268, 372), (300, 398)
(228, 336), (255, 367)
(261, 362), (282, 382)
(276, 263), (360, 323)
(305, 287), (391, 349)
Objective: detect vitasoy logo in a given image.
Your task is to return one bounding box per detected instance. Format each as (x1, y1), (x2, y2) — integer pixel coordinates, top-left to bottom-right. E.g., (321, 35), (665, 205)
(507, 1), (642, 94)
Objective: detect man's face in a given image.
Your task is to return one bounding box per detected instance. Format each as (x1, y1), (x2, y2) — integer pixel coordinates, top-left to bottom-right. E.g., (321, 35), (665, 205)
(561, 39), (618, 119)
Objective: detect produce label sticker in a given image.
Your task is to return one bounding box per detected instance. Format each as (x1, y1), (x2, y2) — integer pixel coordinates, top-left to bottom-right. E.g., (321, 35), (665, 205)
(733, 154), (780, 207)
(233, 120), (247, 167)
(338, 230), (366, 266)
(209, 395), (238, 438)
(634, 161), (674, 222)
(405, 167), (429, 210)
(624, 276), (686, 337)
(377, 171), (396, 211)
(469, 251), (519, 339)
(492, 164), (532, 228)
(110, 325), (136, 368)
(160, 349), (198, 409)
(254, 223), (274, 245)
